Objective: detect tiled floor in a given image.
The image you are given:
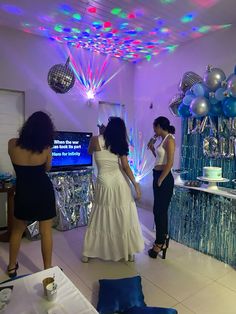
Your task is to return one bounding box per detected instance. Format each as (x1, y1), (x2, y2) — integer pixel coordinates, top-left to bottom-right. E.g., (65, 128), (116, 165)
(0, 208), (236, 314)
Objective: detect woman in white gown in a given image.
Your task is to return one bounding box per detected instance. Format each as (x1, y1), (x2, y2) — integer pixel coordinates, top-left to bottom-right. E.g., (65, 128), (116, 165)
(82, 117), (144, 262)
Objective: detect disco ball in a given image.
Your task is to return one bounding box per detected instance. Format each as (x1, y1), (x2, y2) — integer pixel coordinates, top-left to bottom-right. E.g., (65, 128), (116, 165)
(47, 58), (75, 94)
(179, 71), (203, 93)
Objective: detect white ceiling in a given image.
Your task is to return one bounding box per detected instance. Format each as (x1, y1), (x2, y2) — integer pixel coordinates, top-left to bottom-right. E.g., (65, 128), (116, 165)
(0, 0), (236, 62)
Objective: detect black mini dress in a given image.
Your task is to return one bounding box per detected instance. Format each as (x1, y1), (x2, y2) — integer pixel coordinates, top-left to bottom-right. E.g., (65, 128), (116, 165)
(13, 164), (56, 221)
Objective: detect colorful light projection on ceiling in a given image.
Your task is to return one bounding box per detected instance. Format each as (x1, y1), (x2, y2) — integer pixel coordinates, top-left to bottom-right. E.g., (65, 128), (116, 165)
(66, 48), (124, 99)
(0, 1), (232, 62)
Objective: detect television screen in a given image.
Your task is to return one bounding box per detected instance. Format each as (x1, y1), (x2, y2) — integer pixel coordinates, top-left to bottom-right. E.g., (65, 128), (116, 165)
(51, 131), (92, 171)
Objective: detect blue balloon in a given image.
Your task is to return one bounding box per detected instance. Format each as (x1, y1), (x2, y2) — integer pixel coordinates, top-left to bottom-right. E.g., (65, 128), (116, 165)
(209, 102), (223, 117)
(191, 83), (209, 97)
(185, 89), (193, 96)
(234, 65), (236, 74)
(215, 87), (226, 101)
(222, 97), (236, 117)
(178, 102), (191, 117)
(183, 94), (194, 106)
(209, 94), (218, 105)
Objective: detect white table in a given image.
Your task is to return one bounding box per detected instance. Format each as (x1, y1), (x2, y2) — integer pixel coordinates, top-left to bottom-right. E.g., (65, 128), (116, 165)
(0, 266), (98, 314)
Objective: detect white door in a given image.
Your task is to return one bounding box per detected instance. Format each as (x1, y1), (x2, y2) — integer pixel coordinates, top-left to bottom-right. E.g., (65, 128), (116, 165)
(0, 89), (24, 227)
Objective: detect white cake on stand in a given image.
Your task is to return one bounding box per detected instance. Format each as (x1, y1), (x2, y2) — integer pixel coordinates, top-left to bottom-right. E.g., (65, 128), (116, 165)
(197, 167), (229, 190)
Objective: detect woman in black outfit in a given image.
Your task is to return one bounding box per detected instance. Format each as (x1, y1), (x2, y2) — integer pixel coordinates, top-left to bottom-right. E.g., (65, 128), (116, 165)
(147, 116), (175, 259)
(7, 111), (56, 277)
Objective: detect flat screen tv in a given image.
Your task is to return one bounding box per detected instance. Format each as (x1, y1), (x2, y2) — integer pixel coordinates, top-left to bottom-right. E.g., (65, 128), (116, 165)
(50, 131), (92, 171)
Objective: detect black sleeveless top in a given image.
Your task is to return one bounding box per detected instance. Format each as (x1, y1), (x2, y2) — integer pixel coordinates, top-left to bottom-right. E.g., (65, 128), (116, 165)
(13, 164), (56, 221)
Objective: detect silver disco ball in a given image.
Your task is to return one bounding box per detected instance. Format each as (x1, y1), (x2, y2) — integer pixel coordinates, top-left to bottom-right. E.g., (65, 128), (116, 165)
(169, 93), (184, 117)
(179, 71), (203, 93)
(47, 58), (75, 94)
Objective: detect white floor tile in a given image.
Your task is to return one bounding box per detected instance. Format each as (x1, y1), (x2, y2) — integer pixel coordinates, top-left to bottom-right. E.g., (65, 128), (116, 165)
(182, 281), (236, 314)
(0, 207), (235, 314)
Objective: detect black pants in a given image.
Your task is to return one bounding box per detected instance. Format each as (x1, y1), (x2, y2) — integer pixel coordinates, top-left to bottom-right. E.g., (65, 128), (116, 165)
(153, 170), (174, 244)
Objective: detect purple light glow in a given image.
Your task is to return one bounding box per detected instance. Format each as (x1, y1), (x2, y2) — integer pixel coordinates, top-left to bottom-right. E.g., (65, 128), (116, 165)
(1, 4), (23, 15)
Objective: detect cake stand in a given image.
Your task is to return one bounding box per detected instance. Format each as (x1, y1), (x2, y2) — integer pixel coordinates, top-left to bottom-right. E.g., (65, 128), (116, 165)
(172, 169), (188, 184)
(197, 177), (229, 190)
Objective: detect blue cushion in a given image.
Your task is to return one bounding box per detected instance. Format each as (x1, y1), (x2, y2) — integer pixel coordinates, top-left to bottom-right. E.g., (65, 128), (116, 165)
(124, 306), (178, 314)
(97, 275), (146, 314)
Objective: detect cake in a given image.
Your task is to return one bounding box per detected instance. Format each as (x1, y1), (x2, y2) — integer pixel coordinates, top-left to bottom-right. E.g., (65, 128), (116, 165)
(203, 167), (222, 179)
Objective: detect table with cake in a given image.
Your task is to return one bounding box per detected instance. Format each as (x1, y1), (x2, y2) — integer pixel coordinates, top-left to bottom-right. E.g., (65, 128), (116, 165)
(169, 166), (236, 268)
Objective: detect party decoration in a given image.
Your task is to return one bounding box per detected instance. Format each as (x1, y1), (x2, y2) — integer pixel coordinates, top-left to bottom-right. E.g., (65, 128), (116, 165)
(209, 101), (223, 117)
(219, 136), (227, 157)
(215, 87), (226, 101)
(191, 119), (202, 134)
(187, 117), (194, 134)
(47, 57), (75, 94)
(179, 71), (203, 93)
(203, 65), (226, 91)
(49, 169), (93, 230)
(183, 94), (195, 106)
(168, 93), (184, 116)
(191, 83), (209, 97)
(178, 102), (191, 117)
(222, 97), (236, 117)
(228, 136), (235, 158)
(203, 136), (218, 157)
(190, 96), (210, 117)
(227, 75), (236, 97)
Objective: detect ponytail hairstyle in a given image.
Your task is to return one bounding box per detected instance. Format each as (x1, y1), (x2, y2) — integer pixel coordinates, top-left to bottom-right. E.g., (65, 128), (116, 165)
(103, 117), (129, 156)
(153, 116), (175, 134)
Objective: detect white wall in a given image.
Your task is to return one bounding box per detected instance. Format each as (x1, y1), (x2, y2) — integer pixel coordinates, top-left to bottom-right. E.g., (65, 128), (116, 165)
(0, 26), (135, 135)
(134, 25), (236, 209)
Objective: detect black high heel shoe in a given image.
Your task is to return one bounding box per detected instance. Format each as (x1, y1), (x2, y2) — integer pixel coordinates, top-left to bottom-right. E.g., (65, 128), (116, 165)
(7, 262), (19, 278)
(148, 236), (169, 259)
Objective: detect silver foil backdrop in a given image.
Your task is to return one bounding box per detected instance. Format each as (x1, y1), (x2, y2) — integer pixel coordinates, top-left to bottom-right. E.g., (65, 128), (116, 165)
(169, 187), (236, 267)
(49, 169), (94, 231)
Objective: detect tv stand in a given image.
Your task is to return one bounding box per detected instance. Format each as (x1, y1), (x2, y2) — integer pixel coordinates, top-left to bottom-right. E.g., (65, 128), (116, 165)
(49, 167), (94, 231)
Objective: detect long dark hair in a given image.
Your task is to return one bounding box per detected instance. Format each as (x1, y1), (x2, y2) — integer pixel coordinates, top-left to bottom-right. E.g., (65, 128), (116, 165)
(17, 111), (55, 153)
(153, 116), (175, 134)
(103, 117), (129, 156)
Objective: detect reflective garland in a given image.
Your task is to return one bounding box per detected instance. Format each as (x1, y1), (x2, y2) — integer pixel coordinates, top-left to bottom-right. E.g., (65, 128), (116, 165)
(180, 119), (235, 187)
(169, 187), (236, 267)
(49, 168), (94, 231)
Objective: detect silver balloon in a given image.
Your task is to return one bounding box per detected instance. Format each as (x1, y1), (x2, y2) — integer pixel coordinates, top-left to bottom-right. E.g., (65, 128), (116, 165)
(190, 96), (210, 117)
(179, 71), (203, 93)
(203, 136), (218, 158)
(227, 136), (235, 158)
(48, 57), (75, 94)
(169, 93), (184, 117)
(227, 75), (236, 97)
(191, 119), (202, 134)
(203, 66), (226, 91)
(219, 136), (227, 157)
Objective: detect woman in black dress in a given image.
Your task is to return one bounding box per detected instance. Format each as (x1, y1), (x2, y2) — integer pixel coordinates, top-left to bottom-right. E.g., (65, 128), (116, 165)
(7, 111), (56, 277)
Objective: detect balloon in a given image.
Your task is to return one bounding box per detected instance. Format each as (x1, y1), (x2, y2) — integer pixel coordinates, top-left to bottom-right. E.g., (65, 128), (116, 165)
(185, 89), (193, 96)
(179, 71), (203, 93)
(215, 87), (226, 101)
(168, 93), (184, 117)
(227, 75), (236, 97)
(178, 102), (191, 118)
(203, 66), (226, 91)
(190, 96), (210, 117)
(191, 83), (209, 97)
(222, 97), (236, 117)
(47, 58), (75, 94)
(209, 102), (223, 117)
(209, 93), (219, 105)
(183, 94), (195, 106)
